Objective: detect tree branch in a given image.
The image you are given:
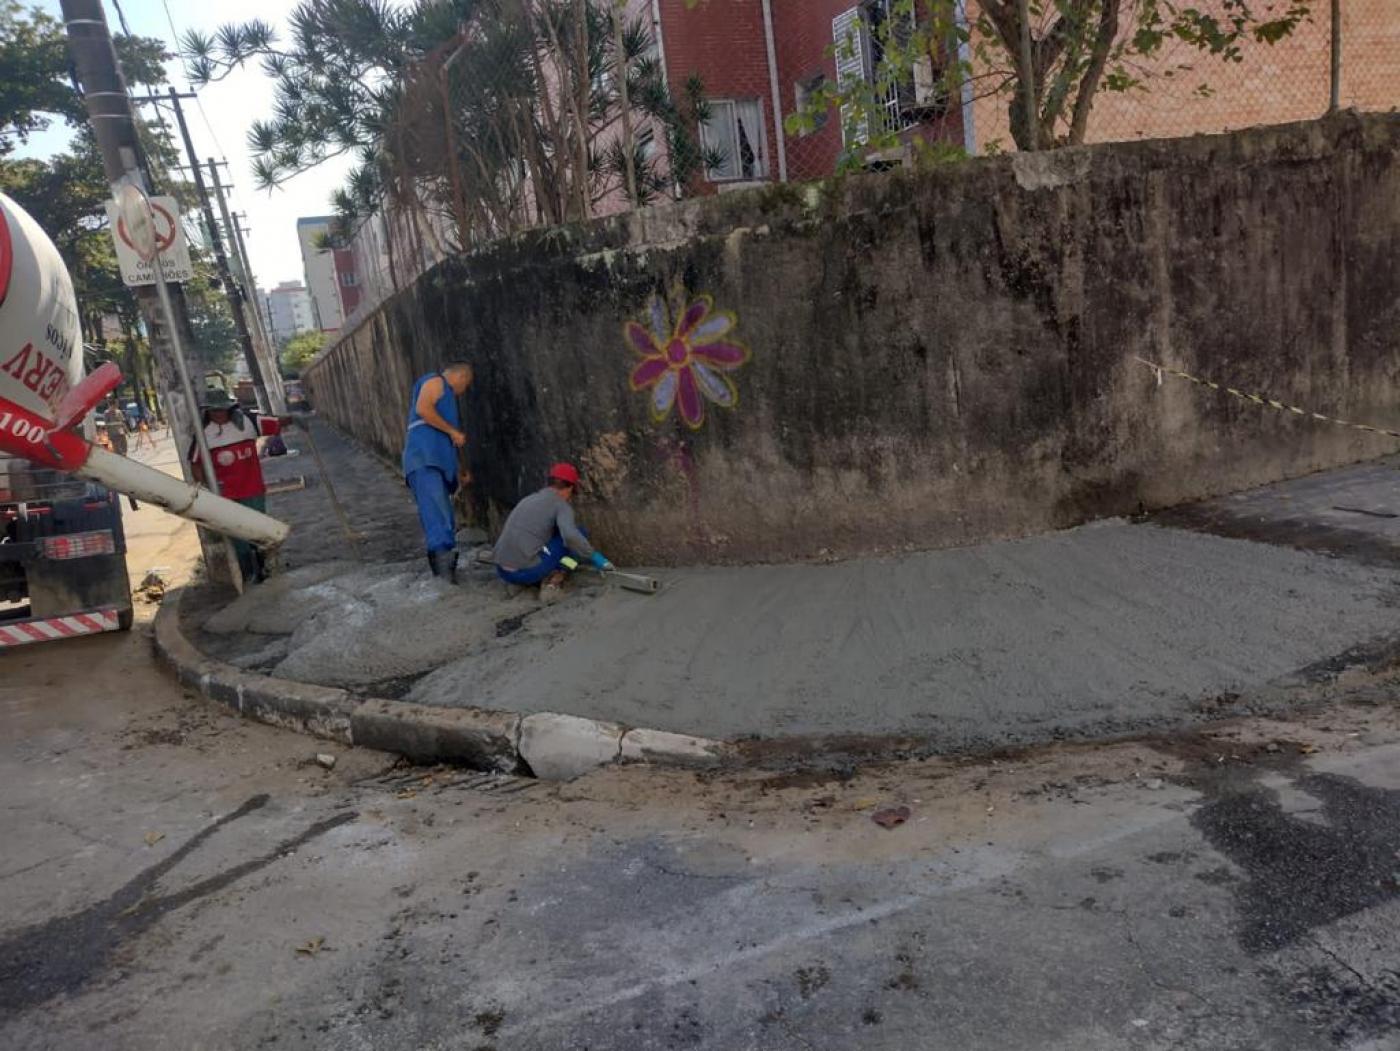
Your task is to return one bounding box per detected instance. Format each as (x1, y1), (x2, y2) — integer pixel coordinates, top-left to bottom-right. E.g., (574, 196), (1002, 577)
(1068, 0), (1121, 144)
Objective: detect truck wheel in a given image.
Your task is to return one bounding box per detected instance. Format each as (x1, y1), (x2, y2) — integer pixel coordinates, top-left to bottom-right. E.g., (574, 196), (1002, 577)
(117, 607), (134, 632)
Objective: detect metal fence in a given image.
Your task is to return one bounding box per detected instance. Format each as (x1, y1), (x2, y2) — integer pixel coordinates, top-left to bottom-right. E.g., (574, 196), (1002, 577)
(337, 0), (1396, 333)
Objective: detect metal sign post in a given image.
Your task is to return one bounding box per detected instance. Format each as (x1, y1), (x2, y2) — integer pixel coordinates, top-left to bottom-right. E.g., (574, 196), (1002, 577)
(115, 180), (244, 593)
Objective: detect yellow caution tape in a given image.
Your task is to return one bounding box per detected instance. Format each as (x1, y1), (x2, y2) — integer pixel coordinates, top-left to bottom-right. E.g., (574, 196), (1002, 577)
(1134, 357), (1400, 441)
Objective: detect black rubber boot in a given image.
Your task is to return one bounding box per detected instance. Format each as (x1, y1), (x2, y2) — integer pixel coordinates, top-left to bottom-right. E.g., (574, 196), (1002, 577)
(428, 549), (457, 582)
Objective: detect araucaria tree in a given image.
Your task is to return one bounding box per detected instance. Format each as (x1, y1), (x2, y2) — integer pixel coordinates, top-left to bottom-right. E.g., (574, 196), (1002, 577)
(184, 0), (720, 248)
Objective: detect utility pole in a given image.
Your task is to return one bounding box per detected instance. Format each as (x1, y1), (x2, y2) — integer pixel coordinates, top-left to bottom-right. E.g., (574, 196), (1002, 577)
(231, 216), (270, 350)
(207, 160), (284, 413)
(227, 213), (273, 356)
(58, 0), (229, 579)
(237, 216), (288, 363)
(234, 225), (285, 413)
(163, 88), (271, 413)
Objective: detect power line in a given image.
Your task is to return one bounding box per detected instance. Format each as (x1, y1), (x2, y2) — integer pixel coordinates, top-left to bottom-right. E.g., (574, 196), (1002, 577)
(154, 0), (293, 289)
(157, 0), (231, 165)
(159, 0), (187, 78)
(102, 1), (199, 195)
(109, 0), (134, 37)
(193, 99), (229, 166)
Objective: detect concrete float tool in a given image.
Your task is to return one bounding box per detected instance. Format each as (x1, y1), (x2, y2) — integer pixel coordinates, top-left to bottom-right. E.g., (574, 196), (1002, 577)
(556, 554), (660, 594)
(478, 550), (661, 594)
(598, 567), (661, 594)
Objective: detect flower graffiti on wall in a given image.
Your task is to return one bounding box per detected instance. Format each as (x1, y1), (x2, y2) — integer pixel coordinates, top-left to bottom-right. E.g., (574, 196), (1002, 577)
(625, 293), (751, 431)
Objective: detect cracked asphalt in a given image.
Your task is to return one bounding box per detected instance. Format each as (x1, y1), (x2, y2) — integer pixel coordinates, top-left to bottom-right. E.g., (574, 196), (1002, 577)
(2, 614), (1398, 1049)
(2, 441), (1399, 1049)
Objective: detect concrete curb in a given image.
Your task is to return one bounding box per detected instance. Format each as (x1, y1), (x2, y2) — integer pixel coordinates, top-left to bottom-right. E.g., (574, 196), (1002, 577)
(153, 586), (732, 779)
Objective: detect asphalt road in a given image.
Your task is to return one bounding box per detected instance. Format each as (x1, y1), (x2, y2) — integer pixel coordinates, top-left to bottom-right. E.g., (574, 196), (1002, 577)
(1, 624), (1398, 1048)
(1, 439), (1398, 1049)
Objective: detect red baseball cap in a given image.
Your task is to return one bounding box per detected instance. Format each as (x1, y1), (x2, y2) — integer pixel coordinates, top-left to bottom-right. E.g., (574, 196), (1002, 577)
(548, 462), (580, 486)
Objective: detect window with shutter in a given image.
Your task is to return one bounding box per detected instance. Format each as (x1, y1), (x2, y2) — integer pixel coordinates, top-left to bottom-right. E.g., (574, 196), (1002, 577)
(832, 8), (873, 147)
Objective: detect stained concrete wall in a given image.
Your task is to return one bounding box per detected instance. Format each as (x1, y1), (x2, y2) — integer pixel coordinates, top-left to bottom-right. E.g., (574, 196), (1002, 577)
(304, 113), (1400, 565)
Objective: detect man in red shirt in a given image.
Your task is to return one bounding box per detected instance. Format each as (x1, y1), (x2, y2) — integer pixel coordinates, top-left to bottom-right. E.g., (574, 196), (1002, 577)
(189, 389), (285, 582)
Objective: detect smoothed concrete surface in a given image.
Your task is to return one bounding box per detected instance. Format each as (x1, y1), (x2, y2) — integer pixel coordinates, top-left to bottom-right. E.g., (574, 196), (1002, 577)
(403, 521), (1400, 742)
(210, 426), (1400, 748)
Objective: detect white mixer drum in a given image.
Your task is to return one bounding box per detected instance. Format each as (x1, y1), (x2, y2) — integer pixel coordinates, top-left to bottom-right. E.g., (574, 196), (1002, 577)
(0, 191), (82, 421)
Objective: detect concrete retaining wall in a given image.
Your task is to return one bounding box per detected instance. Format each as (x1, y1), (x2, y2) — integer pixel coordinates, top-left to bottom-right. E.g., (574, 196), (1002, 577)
(305, 113), (1400, 564)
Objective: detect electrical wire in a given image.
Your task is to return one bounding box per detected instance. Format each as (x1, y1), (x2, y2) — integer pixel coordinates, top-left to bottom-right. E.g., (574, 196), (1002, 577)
(157, 0), (231, 167)
(109, 0), (134, 37)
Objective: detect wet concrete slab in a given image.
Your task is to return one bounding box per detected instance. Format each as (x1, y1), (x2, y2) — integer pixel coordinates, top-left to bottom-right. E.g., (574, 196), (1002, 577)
(403, 521), (1400, 743)
(216, 426), (1400, 749)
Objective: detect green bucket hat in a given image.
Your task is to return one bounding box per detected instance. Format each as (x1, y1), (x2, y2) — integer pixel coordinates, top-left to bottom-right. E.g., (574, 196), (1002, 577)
(202, 388), (237, 410)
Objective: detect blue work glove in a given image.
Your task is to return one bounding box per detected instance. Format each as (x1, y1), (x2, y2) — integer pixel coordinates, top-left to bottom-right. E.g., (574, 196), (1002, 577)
(591, 552), (614, 572)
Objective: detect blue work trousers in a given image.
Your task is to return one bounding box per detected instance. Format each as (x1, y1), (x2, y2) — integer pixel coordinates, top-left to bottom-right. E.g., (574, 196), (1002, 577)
(496, 528), (588, 586)
(408, 467), (456, 553)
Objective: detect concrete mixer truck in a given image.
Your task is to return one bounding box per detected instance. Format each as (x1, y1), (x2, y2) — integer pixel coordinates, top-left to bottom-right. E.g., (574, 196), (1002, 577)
(0, 190), (290, 646)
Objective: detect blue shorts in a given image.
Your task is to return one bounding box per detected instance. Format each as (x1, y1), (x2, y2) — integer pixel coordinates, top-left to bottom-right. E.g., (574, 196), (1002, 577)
(496, 528), (588, 586)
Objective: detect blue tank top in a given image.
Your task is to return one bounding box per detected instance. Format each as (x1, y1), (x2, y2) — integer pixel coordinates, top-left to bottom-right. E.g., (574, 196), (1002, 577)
(402, 372), (461, 489)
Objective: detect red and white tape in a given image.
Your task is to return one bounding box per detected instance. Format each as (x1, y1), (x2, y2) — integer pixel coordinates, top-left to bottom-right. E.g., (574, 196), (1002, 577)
(0, 608), (120, 646)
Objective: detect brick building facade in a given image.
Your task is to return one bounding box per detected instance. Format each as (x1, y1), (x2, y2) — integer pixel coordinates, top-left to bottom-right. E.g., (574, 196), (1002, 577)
(655, 0), (967, 188)
(648, 0), (1395, 189)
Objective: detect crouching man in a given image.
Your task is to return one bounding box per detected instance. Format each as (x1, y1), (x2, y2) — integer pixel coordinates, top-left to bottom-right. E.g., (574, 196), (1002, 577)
(494, 463), (612, 603)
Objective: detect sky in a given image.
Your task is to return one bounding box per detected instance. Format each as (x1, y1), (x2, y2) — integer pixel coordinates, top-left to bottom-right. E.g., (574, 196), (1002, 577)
(22, 0), (354, 289)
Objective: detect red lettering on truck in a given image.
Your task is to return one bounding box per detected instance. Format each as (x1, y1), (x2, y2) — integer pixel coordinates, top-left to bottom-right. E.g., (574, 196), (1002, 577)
(23, 355), (53, 393)
(39, 366), (66, 401)
(2, 342), (31, 378)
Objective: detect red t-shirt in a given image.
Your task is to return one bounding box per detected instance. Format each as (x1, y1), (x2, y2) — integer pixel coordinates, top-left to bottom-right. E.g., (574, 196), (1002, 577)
(190, 413), (280, 500)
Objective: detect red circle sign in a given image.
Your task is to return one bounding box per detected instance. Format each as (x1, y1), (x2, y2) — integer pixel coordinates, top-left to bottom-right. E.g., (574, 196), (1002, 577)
(116, 200), (177, 259)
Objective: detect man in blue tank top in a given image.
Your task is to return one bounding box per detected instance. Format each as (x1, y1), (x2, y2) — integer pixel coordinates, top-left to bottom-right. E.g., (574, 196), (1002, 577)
(403, 363), (473, 581)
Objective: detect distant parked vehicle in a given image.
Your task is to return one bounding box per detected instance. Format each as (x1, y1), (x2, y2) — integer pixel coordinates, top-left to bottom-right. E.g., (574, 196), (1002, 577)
(285, 381), (310, 411)
(234, 378), (258, 410)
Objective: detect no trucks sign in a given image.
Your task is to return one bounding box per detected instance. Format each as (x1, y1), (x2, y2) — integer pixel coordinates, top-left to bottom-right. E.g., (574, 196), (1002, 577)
(104, 194), (194, 286)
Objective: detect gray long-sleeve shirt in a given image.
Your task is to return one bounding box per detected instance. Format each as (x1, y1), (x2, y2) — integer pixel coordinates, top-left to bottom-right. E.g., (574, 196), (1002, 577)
(493, 487), (595, 569)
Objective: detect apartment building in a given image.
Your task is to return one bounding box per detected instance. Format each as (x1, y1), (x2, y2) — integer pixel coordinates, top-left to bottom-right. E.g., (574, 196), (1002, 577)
(259, 281), (316, 346)
(296, 216), (363, 335)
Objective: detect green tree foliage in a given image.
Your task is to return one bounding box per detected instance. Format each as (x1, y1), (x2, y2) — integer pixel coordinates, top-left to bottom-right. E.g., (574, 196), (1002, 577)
(0, 4), (241, 391)
(183, 0), (718, 243)
(788, 0), (1312, 166)
(0, 4), (177, 358)
(0, 1), (171, 155)
(279, 330), (326, 375)
(183, 266), (243, 374)
(0, 1), (78, 154)
(599, 16), (721, 206)
(183, 0), (461, 191)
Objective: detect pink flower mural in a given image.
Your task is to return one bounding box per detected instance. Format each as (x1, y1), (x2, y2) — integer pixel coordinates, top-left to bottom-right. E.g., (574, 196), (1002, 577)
(625, 294), (751, 430)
